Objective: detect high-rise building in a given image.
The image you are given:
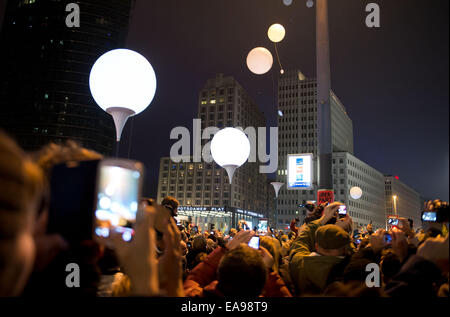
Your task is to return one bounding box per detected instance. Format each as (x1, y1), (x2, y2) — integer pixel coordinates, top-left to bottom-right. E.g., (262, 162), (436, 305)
(0, 0), (134, 155)
(276, 70), (354, 229)
(385, 175), (422, 229)
(156, 74), (272, 231)
(332, 152), (386, 230)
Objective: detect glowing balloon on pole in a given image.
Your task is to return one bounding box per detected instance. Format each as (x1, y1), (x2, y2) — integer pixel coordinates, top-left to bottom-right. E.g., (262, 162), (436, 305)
(306, 0), (314, 8)
(283, 0), (293, 6)
(211, 128), (251, 184)
(246, 47), (273, 75)
(89, 49), (157, 141)
(350, 186), (363, 200)
(271, 182), (285, 198)
(268, 24), (286, 43)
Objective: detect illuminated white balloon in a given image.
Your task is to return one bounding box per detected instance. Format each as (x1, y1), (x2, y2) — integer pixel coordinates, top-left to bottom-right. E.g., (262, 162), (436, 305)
(306, 0), (314, 8)
(268, 24), (286, 43)
(89, 49), (157, 141)
(246, 47), (273, 75)
(350, 186), (363, 200)
(211, 128), (251, 184)
(283, 0), (293, 6)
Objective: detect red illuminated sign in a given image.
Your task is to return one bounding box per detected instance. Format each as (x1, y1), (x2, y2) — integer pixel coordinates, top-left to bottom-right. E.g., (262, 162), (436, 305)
(317, 190), (334, 205)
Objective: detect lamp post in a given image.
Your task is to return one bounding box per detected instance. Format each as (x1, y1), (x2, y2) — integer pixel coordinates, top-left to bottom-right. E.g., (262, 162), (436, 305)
(315, 0), (334, 202)
(271, 182), (285, 198)
(210, 128), (251, 184)
(89, 49), (157, 155)
(393, 195), (398, 216)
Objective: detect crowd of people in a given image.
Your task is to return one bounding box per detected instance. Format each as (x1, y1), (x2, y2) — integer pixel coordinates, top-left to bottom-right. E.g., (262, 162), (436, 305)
(0, 131), (448, 297)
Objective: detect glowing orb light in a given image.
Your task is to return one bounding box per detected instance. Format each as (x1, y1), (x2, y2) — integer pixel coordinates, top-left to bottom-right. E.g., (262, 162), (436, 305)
(246, 47), (273, 75)
(268, 24), (286, 43)
(211, 128), (251, 184)
(89, 49), (157, 141)
(350, 186), (363, 200)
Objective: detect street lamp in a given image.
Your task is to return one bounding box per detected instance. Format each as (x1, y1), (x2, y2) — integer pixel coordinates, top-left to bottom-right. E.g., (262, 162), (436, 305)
(211, 128), (251, 184)
(271, 182), (285, 198)
(89, 49), (157, 145)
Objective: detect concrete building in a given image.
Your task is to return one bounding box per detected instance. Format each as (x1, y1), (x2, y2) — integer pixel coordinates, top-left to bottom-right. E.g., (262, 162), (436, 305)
(276, 70), (354, 229)
(156, 74), (272, 232)
(385, 175), (422, 230)
(332, 152), (386, 230)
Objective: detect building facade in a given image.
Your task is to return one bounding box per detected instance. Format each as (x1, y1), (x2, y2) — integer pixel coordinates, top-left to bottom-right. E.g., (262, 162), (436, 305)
(332, 152), (386, 230)
(0, 0), (134, 155)
(156, 74), (272, 232)
(385, 175), (422, 229)
(276, 70), (354, 229)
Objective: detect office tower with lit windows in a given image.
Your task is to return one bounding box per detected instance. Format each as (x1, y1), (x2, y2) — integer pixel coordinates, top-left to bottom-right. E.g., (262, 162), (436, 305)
(276, 70), (390, 230)
(0, 0), (134, 154)
(385, 175), (422, 229)
(156, 74), (273, 232)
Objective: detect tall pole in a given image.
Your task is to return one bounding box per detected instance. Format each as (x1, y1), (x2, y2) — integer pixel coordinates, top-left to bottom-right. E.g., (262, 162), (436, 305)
(316, 0), (333, 196)
(393, 195), (398, 216)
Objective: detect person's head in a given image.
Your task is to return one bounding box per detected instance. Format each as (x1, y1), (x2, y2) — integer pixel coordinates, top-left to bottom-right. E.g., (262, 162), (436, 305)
(161, 196), (179, 218)
(229, 228), (237, 238)
(206, 238), (217, 254)
(0, 132), (44, 296)
(367, 223), (373, 233)
(304, 204), (325, 224)
(314, 225), (351, 257)
(281, 235), (288, 243)
(192, 235), (207, 252)
(380, 250), (402, 285)
(217, 244), (267, 296)
(260, 236), (282, 272)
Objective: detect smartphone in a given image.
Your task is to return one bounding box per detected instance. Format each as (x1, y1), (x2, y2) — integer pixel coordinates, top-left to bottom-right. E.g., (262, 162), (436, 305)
(248, 236), (260, 249)
(422, 211), (437, 222)
(47, 160), (100, 245)
(93, 159), (144, 244)
(338, 205), (347, 218)
(384, 233), (392, 244)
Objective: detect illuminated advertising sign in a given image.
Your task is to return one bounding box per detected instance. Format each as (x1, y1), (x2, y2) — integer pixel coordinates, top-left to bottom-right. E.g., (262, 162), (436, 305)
(287, 153), (313, 190)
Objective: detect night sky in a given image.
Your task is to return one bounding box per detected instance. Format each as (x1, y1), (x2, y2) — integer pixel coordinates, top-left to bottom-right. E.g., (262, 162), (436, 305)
(0, 0), (448, 201)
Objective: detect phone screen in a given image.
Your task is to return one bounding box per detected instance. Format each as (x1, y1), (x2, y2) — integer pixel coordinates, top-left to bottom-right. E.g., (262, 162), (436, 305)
(248, 236), (260, 249)
(94, 164), (141, 242)
(338, 205), (347, 216)
(384, 233), (392, 244)
(422, 211), (437, 222)
(388, 218), (399, 226)
(257, 220), (268, 234)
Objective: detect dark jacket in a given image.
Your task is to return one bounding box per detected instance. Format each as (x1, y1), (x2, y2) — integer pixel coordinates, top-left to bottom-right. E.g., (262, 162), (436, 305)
(385, 255), (444, 297)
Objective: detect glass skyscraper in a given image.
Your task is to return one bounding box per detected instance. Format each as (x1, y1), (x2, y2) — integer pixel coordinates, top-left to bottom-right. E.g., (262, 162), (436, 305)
(0, 0), (134, 155)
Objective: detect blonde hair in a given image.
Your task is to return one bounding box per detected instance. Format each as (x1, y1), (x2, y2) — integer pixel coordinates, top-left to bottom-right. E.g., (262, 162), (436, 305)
(260, 236), (282, 273)
(111, 272), (131, 297)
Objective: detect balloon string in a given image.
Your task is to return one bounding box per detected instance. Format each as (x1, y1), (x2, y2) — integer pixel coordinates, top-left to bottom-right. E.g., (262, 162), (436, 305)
(273, 42), (283, 71)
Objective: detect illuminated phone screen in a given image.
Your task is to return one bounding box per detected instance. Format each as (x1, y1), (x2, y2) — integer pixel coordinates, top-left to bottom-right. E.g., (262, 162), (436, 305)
(248, 236), (260, 249)
(422, 212), (437, 222)
(94, 165), (140, 241)
(338, 205), (347, 214)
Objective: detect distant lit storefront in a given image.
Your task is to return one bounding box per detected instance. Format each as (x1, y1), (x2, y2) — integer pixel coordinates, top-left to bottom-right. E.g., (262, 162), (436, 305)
(176, 206), (265, 233)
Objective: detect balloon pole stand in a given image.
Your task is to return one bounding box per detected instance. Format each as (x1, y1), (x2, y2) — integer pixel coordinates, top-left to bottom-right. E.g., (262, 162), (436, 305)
(115, 141), (120, 158)
(223, 165), (238, 184)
